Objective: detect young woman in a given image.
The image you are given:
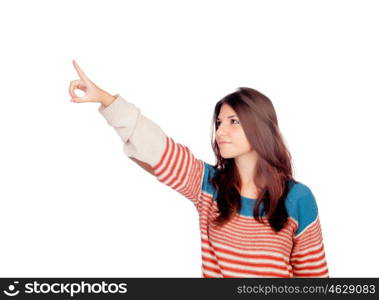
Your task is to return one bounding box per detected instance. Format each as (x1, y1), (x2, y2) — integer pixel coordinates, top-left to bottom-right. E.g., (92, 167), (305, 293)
(69, 60), (329, 278)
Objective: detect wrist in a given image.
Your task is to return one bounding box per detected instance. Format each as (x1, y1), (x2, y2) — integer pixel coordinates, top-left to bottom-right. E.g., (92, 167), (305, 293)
(101, 93), (116, 108)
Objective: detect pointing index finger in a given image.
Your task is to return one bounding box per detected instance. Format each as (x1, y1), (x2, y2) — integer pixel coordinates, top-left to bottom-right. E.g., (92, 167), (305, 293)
(72, 60), (90, 81)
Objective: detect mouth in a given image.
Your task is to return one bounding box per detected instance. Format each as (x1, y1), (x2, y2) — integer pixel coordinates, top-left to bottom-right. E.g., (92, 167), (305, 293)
(218, 141), (232, 145)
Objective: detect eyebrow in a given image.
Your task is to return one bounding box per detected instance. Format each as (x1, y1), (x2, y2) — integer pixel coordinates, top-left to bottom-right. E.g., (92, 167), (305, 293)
(217, 115), (238, 120)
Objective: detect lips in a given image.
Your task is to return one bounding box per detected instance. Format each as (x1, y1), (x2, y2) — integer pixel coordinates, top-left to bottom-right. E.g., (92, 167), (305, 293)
(218, 141), (232, 145)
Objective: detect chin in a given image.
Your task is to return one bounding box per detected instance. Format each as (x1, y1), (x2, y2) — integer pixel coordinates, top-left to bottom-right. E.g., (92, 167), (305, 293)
(220, 152), (236, 159)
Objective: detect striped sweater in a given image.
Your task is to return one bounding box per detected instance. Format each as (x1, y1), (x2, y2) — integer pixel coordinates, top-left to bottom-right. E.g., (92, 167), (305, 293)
(98, 94), (329, 278)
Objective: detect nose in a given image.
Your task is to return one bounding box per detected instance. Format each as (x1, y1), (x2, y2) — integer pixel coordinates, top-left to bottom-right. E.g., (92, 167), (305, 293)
(216, 123), (228, 137)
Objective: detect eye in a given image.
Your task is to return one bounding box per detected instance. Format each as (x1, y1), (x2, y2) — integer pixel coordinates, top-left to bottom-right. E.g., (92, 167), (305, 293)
(216, 119), (240, 126)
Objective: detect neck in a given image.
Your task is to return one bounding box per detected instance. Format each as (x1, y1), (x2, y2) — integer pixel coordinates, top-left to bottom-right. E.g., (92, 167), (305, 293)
(234, 150), (259, 185)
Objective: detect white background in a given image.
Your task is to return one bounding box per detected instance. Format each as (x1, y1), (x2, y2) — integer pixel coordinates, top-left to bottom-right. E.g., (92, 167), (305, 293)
(0, 0), (378, 277)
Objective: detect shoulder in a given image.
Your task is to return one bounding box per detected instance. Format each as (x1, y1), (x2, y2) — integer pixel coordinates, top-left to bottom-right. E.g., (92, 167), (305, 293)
(285, 180), (319, 236)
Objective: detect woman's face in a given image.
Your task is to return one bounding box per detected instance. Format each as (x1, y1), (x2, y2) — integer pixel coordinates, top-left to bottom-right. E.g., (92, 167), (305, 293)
(215, 104), (252, 159)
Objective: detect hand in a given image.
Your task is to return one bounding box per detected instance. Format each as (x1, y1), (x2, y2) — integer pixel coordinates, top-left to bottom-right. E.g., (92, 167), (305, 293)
(69, 60), (115, 105)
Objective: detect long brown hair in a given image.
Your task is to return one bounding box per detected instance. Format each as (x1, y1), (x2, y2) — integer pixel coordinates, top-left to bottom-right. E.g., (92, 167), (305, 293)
(210, 87), (297, 232)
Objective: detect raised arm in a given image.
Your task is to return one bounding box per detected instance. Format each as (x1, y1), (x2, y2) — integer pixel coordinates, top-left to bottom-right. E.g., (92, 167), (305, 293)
(69, 60), (211, 210)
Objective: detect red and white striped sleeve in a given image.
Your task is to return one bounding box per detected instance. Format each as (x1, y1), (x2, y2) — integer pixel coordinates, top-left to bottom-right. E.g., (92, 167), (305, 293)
(151, 136), (205, 207)
(289, 190), (329, 278)
(98, 94), (207, 208)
